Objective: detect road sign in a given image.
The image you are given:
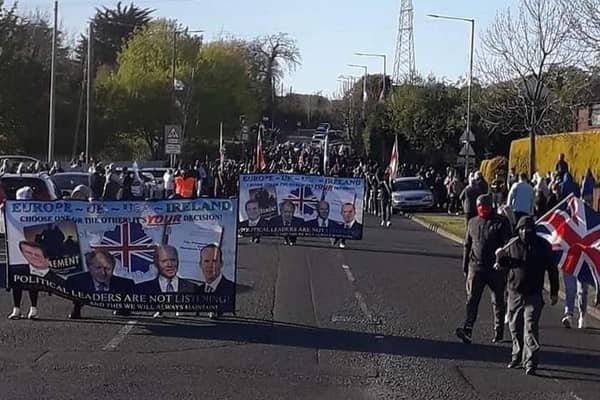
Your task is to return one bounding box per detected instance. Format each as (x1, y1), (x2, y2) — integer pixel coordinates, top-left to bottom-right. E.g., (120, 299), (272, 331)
(460, 129), (475, 143)
(459, 142), (475, 157)
(164, 125), (182, 155)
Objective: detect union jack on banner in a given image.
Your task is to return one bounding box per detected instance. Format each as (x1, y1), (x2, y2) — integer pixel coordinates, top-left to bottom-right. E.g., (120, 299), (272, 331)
(536, 195), (600, 305)
(91, 221), (155, 273)
(288, 186), (319, 216)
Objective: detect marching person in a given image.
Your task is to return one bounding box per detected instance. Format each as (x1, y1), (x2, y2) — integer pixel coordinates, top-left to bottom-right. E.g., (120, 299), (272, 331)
(456, 194), (512, 345)
(561, 273), (590, 329)
(507, 173), (534, 223)
(495, 216), (559, 376)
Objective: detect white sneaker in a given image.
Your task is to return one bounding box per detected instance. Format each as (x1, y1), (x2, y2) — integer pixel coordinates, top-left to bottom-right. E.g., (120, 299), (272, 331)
(153, 311), (164, 319)
(380, 221), (385, 226)
(561, 315), (573, 329)
(386, 221), (392, 227)
(27, 307), (38, 320)
(504, 313), (509, 324)
(578, 315), (587, 329)
(339, 242), (346, 249)
(8, 307), (21, 320)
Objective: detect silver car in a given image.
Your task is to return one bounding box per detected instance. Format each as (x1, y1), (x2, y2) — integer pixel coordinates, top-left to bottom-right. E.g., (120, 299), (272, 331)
(391, 177), (434, 211)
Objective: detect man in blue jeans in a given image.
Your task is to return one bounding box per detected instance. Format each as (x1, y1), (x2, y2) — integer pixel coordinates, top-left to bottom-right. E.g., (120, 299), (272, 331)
(561, 273), (589, 329)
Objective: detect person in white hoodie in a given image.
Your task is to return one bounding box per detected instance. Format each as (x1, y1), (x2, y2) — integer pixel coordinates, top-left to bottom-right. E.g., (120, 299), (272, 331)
(8, 186), (40, 320)
(163, 169), (174, 198)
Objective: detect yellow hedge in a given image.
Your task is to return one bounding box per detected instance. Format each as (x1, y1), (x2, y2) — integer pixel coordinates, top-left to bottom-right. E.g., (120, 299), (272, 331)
(509, 131), (600, 181)
(480, 156), (508, 184)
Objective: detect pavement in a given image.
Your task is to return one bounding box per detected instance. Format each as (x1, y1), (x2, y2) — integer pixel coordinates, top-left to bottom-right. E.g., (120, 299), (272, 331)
(0, 215), (599, 399)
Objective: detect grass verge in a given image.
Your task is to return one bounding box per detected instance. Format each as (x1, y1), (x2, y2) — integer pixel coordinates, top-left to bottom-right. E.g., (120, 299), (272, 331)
(414, 213), (465, 239)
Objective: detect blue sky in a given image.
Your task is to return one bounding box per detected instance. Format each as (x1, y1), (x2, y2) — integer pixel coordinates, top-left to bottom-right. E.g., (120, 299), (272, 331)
(21, 0), (519, 96)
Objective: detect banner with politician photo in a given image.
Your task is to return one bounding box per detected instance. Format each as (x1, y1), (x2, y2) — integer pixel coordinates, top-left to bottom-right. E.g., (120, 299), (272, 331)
(238, 174), (365, 239)
(3, 199), (238, 313)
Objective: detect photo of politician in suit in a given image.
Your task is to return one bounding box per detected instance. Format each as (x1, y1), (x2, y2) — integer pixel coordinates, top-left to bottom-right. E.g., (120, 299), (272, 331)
(268, 200), (304, 227)
(340, 203), (363, 239)
(196, 244), (234, 297)
(9, 240), (66, 288)
(305, 200), (341, 230)
(67, 249), (135, 293)
(135, 245), (197, 294)
(239, 200), (268, 228)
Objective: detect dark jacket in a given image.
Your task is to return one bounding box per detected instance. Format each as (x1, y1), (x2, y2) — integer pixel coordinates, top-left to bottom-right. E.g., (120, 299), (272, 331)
(268, 215), (305, 227)
(135, 276), (198, 294)
(497, 236), (559, 297)
(197, 276), (235, 297)
(67, 272), (135, 293)
(238, 218), (268, 228)
(304, 218), (341, 229)
(463, 214), (512, 273)
(460, 185), (484, 219)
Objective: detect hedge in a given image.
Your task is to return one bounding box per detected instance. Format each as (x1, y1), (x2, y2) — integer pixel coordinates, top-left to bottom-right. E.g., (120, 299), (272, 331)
(509, 131), (600, 182)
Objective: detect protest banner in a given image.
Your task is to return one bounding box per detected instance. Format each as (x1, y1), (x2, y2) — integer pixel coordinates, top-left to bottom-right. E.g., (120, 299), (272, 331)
(2, 199), (237, 313)
(238, 174), (365, 239)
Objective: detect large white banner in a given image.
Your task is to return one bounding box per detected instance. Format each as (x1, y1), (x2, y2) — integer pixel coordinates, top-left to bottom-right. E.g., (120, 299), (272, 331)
(238, 174), (365, 240)
(3, 199), (238, 312)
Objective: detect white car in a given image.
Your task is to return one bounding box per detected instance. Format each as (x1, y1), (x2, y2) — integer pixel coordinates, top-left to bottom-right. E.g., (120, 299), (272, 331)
(391, 177), (434, 211)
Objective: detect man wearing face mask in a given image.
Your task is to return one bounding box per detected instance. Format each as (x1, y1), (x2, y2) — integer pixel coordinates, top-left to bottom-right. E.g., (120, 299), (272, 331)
(495, 216), (558, 376)
(456, 194), (512, 345)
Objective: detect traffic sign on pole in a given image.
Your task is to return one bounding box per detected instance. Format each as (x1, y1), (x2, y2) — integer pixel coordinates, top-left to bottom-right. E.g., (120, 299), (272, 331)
(459, 128), (476, 143)
(164, 125), (182, 155)
(459, 142), (475, 157)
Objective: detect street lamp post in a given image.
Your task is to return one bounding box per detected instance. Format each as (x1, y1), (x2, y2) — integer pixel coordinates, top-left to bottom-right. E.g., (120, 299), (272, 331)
(170, 27), (203, 167)
(355, 53), (387, 101)
(348, 64), (368, 121)
(428, 14), (475, 179)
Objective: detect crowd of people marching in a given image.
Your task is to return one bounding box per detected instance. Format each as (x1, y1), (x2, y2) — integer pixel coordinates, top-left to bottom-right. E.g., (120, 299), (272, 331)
(3, 139), (597, 376)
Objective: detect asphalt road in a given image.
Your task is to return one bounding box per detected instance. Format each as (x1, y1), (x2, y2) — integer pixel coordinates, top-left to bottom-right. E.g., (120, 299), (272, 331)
(0, 215), (599, 399)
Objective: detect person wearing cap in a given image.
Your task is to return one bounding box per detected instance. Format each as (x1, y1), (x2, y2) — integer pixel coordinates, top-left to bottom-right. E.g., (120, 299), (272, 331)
(456, 193), (512, 345)
(495, 216), (559, 376)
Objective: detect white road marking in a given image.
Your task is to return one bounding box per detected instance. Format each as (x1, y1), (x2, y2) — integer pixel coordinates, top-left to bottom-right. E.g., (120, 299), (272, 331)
(342, 264), (355, 283)
(102, 320), (137, 351)
(339, 264), (377, 323)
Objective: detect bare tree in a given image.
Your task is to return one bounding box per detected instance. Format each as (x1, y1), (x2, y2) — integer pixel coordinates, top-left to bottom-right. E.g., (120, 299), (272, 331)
(247, 33), (301, 119)
(562, 0), (600, 57)
(480, 0), (576, 176)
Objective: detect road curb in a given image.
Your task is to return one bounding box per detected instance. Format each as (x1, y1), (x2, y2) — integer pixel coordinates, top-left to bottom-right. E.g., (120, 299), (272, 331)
(402, 212), (600, 323)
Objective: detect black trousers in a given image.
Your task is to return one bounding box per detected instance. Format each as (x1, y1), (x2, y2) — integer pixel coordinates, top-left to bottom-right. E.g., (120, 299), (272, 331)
(12, 288), (38, 308)
(508, 292), (544, 368)
(464, 269), (507, 331)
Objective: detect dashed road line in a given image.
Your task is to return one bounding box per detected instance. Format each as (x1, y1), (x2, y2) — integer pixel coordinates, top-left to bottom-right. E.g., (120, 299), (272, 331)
(342, 264), (355, 283)
(340, 264), (376, 323)
(102, 320), (137, 351)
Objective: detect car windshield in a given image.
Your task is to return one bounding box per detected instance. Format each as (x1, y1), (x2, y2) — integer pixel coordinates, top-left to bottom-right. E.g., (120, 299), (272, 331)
(51, 174), (91, 190)
(0, 177), (53, 200)
(393, 179), (426, 192)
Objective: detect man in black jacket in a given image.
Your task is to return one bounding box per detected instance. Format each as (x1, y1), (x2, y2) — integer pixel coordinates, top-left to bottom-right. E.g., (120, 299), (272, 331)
(495, 216), (559, 376)
(460, 173), (486, 224)
(456, 194), (512, 345)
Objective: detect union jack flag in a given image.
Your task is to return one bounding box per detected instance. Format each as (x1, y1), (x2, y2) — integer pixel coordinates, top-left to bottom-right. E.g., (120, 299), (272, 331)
(91, 221), (155, 273)
(536, 195), (600, 305)
(288, 186), (319, 216)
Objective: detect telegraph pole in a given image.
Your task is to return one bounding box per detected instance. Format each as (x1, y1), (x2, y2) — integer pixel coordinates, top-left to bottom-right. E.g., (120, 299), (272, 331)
(47, 0), (58, 162)
(85, 22), (93, 165)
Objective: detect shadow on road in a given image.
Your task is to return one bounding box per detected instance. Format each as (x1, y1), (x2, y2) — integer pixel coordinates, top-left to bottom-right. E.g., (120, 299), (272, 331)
(239, 240), (462, 260)
(131, 316), (600, 373)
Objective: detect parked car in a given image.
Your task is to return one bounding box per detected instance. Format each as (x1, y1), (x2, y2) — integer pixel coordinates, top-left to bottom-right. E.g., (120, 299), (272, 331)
(51, 172), (92, 197)
(0, 173), (60, 233)
(391, 177), (434, 211)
